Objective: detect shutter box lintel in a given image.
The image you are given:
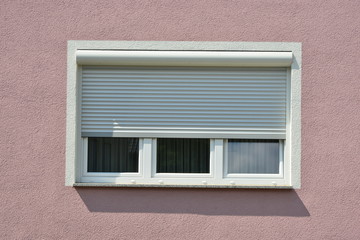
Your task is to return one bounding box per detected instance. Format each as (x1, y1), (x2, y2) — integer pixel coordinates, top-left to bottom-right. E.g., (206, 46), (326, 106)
(76, 50), (293, 67)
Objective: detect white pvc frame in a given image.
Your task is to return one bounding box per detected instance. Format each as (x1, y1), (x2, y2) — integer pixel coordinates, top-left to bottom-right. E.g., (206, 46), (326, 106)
(66, 40), (301, 188)
(80, 138), (286, 186)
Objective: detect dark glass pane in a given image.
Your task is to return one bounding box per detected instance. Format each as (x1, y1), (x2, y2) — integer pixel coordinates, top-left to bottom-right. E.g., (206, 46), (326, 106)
(157, 138), (210, 173)
(228, 139), (280, 174)
(88, 137), (139, 172)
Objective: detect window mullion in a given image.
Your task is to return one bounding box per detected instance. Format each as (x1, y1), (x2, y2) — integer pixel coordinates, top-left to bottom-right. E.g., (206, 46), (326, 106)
(81, 137), (88, 178)
(142, 138), (153, 179)
(213, 139), (224, 182)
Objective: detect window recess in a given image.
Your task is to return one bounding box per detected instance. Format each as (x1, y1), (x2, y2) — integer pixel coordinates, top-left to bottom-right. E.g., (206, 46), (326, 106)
(66, 41), (301, 188)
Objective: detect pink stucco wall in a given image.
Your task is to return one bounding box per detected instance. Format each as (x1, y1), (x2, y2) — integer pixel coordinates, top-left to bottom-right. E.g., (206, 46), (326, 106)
(1, 1), (360, 239)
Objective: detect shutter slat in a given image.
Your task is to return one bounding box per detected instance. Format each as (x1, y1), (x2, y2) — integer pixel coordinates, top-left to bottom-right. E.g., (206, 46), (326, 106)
(82, 97), (285, 102)
(81, 106), (284, 111)
(82, 95), (285, 100)
(82, 110), (285, 115)
(82, 91), (285, 96)
(82, 102), (285, 107)
(82, 86), (285, 91)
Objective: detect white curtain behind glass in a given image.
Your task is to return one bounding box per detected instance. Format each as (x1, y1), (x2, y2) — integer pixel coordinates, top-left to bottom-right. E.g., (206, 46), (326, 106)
(227, 140), (280, 174)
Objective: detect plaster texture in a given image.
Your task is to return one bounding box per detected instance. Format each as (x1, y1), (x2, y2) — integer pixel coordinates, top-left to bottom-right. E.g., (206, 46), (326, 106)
(1, 1), (360, 239)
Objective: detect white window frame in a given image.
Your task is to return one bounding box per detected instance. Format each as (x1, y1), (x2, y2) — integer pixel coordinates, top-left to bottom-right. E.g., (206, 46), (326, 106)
(66, 41), (301, 188)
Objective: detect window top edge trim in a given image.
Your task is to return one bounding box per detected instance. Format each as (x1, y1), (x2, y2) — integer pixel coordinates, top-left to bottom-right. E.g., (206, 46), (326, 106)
(68, 40), (301, 51)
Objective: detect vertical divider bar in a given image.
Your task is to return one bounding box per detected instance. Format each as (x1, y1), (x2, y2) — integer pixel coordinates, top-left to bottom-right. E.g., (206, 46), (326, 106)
(152, 139), (157, 178)
(143, 138), (153, 180)
(223, 139), (228, 177)
(82, 138), (88, 177)
(214, 139), (224, 182)
(209, 139), (214, 177)
(138, 139), (144, 177)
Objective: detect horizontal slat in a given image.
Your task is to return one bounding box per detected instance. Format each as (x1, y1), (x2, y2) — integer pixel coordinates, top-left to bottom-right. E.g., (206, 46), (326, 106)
(82, 95), (286, 100)
(82, 112), (285, 118)
(82, 99), (285, 105)
(82, 95), (285, 100)
(83, 121), (284, 127)
(81, 66), (287, 137)
(81, 75), (286, 80)
(84, 97), (284, 103)
(82, 118), (285, 123)
(82, 91), (285, 96)
(82, 110), (285, 115)
(82, 87), (286, 92)
(83, 126), (286, 131)
(83, 79), (286, 84)
(82, 84), (285, 89)
(82, 67), (287, 73)
(81, 106), (285, 111)
(82, 103), (285, 108)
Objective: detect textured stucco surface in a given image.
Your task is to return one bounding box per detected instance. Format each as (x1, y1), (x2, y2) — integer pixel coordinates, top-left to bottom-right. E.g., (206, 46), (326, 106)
(1, 0), (360, 239)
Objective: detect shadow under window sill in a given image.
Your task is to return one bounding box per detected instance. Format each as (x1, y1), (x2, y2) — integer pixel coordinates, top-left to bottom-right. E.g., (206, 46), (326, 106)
(76, 187), (309, 217)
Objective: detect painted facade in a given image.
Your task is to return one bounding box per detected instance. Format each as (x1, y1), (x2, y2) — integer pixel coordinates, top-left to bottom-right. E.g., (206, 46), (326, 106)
(1, 1), (360, 239)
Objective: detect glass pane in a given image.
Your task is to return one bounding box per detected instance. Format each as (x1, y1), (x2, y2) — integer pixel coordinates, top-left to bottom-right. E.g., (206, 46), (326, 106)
(157, 138), (210, 173)
(88, 137), (139, 172)
(227, 139), (280, 174)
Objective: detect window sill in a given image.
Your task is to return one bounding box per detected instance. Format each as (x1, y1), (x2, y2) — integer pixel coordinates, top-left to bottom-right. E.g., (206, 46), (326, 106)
(73, 183), (294, 189)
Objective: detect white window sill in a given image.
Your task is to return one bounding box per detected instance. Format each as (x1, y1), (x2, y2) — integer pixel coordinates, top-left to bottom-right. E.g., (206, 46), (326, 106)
(73, 183), (294, 189)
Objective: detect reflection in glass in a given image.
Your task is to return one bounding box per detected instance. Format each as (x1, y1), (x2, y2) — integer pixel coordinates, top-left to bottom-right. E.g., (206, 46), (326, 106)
(88, 137), (139, 172)
(157, 138), (210, 173)
(227, 139), (280, 174)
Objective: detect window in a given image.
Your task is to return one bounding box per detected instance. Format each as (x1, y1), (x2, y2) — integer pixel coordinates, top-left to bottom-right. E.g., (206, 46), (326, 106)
(66, 41), (301, 188)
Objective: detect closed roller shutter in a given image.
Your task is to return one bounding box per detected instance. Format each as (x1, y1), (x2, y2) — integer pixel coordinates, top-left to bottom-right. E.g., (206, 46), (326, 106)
(80, 66), (287, 139)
